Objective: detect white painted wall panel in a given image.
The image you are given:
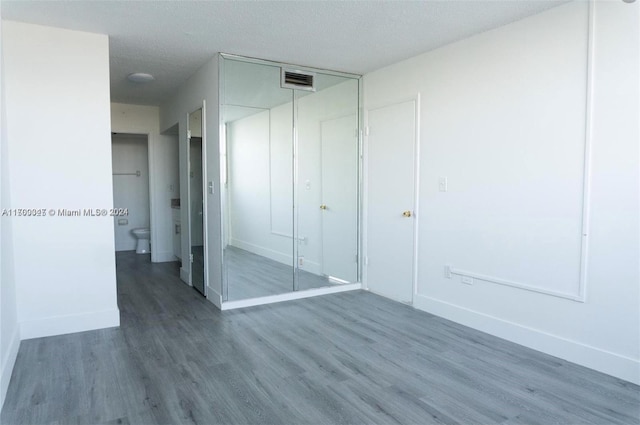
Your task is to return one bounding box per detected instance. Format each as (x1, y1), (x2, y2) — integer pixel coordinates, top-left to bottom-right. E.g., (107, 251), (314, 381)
(0, 15), (20, 410)
(364, 1), (639, 383)
(2, 21), (119, 339)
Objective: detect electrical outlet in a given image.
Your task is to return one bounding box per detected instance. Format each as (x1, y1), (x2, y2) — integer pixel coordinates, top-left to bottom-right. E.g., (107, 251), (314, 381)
(444, 265), (452, 279)
(461, 276), (474, 285)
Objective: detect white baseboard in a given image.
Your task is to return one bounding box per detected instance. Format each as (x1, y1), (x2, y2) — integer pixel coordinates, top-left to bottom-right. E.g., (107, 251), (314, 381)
(180, 267), (191, 285)
(19, 308), (120, 340)
(413, 294), (640, 385)
(152, 251), (178, 263)
(229, 239), (324, 275)
(230, 238), (293, 267)
(299, 259), (321, 275)
(207, 287), (222, 309)
(221, 283), (362, 310)
(1, 326), (20, 410)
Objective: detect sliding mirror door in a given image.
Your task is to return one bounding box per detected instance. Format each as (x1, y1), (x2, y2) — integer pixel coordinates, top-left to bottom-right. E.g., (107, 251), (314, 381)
(295, 75), (359, 290)
(220, 54), (360, 303)
(221, 58), (295, 301)
(188, 108), (205, 296)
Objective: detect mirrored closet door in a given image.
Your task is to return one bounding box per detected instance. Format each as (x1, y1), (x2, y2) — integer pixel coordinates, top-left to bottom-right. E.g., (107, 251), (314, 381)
(188, 108), (206, 296)
(220, 54), (360, 302)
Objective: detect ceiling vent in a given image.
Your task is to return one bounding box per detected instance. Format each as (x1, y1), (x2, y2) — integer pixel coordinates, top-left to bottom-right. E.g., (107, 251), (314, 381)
(281, 69), (316, 91)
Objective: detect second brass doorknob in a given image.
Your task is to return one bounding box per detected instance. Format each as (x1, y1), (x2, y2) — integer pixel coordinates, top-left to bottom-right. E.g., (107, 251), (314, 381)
(402, 210), (412, 217)
(320, 204), (327, 210)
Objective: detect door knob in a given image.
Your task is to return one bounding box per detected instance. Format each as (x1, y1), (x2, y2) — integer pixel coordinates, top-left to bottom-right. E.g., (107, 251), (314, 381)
(402, 210), (412, 217)
(320, 204), (327, 210)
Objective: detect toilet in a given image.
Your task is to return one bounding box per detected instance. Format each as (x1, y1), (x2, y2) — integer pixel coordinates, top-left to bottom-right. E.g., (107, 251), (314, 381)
(131, 228), (151, 254)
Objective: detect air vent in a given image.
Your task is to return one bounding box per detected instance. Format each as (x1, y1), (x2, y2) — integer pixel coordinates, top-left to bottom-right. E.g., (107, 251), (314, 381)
(281, 69), (316, 91)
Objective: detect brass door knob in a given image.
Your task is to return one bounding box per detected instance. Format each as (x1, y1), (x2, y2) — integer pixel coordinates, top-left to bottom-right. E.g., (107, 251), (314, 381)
(402, 210), (412, 217)
(320, 204), (327, 210)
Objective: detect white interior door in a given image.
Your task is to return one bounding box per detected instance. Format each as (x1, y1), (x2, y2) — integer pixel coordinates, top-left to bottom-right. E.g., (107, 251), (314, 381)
(366, 100), (416, 303)
(320, 114), (358, 282)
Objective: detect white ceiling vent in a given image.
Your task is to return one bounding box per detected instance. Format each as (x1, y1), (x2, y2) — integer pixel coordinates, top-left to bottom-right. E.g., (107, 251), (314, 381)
(281, 68), (316, 91)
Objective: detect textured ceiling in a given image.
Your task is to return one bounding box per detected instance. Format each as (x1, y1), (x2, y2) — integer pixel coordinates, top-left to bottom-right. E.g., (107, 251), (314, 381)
(1, 0), (567, 106)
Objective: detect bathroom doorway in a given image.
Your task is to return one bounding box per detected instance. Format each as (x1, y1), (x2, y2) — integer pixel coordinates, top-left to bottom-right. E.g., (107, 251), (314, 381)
(111, 133), (151, 253)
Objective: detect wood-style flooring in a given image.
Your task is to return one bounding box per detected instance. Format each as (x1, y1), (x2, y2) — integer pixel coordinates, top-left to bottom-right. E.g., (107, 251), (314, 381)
(1, 251), (638, 425)
(225, 246), (337, 301)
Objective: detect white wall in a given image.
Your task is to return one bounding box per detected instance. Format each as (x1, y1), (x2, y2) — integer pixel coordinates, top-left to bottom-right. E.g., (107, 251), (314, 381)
(110, 103), (179, 262)
(2, 21), (119, 340)
(364, 1), (639, 384)
(0, 16), (21, 410)
(112, 134), (150, 251)
(160, 56), (220, 302)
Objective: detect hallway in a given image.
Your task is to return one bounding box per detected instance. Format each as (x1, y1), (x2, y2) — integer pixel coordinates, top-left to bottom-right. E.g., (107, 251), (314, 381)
(1, 252), (638, 424)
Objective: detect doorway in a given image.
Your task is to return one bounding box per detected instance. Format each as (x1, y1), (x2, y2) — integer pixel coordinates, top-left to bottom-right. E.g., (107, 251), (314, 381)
(111, 133), (150, 253)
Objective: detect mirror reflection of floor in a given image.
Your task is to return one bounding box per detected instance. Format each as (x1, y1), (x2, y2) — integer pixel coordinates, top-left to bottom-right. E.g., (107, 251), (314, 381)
(191, 245), (204, 294)
(224, 246), (340, 301)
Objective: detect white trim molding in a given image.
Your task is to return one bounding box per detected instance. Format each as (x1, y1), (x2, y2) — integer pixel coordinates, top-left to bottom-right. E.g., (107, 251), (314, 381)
(19, 309), (120, 340)
(221, 283), (361, 310)
(441, 4), (595, 303)
(447, 266), (585, 302)
(414, 294), (639, 385)
(0, 327), (20, 409)
(230, 238), (293, 267)
(206, 287), (222, 309)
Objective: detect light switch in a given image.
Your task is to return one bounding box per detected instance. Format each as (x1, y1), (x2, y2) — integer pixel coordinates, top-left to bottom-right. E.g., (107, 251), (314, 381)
(438, 177), (448, 192)
(305, 180), (311, 190)
(208, 181), (214, 194)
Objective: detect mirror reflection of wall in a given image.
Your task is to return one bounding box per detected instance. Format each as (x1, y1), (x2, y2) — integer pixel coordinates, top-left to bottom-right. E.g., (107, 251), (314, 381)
(220, 56), (360, 302)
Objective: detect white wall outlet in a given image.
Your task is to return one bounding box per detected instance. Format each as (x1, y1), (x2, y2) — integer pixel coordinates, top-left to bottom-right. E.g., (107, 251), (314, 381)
(438, 177), (448, 192)
(305, 180), (311, 190)
(208, 181), (214, 194)
(461, 276), (474, 285)
(444, 265), (452, 278)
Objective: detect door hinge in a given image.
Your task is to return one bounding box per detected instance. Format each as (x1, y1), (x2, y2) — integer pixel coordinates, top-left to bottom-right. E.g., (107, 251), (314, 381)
(189, 253), (194, 263)
(364, 126), (370, 136)
(187, 130), (192, 139)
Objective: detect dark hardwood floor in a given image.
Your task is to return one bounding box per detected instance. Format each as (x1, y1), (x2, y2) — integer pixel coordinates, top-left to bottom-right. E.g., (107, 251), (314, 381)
(1, 251), (638, 425)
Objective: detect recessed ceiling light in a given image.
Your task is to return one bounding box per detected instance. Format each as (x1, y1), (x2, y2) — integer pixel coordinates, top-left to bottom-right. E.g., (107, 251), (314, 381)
(127, 73), (155, 83)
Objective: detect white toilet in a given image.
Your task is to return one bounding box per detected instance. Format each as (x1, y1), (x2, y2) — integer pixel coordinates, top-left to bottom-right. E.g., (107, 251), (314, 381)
(131, 228), (151, 254)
